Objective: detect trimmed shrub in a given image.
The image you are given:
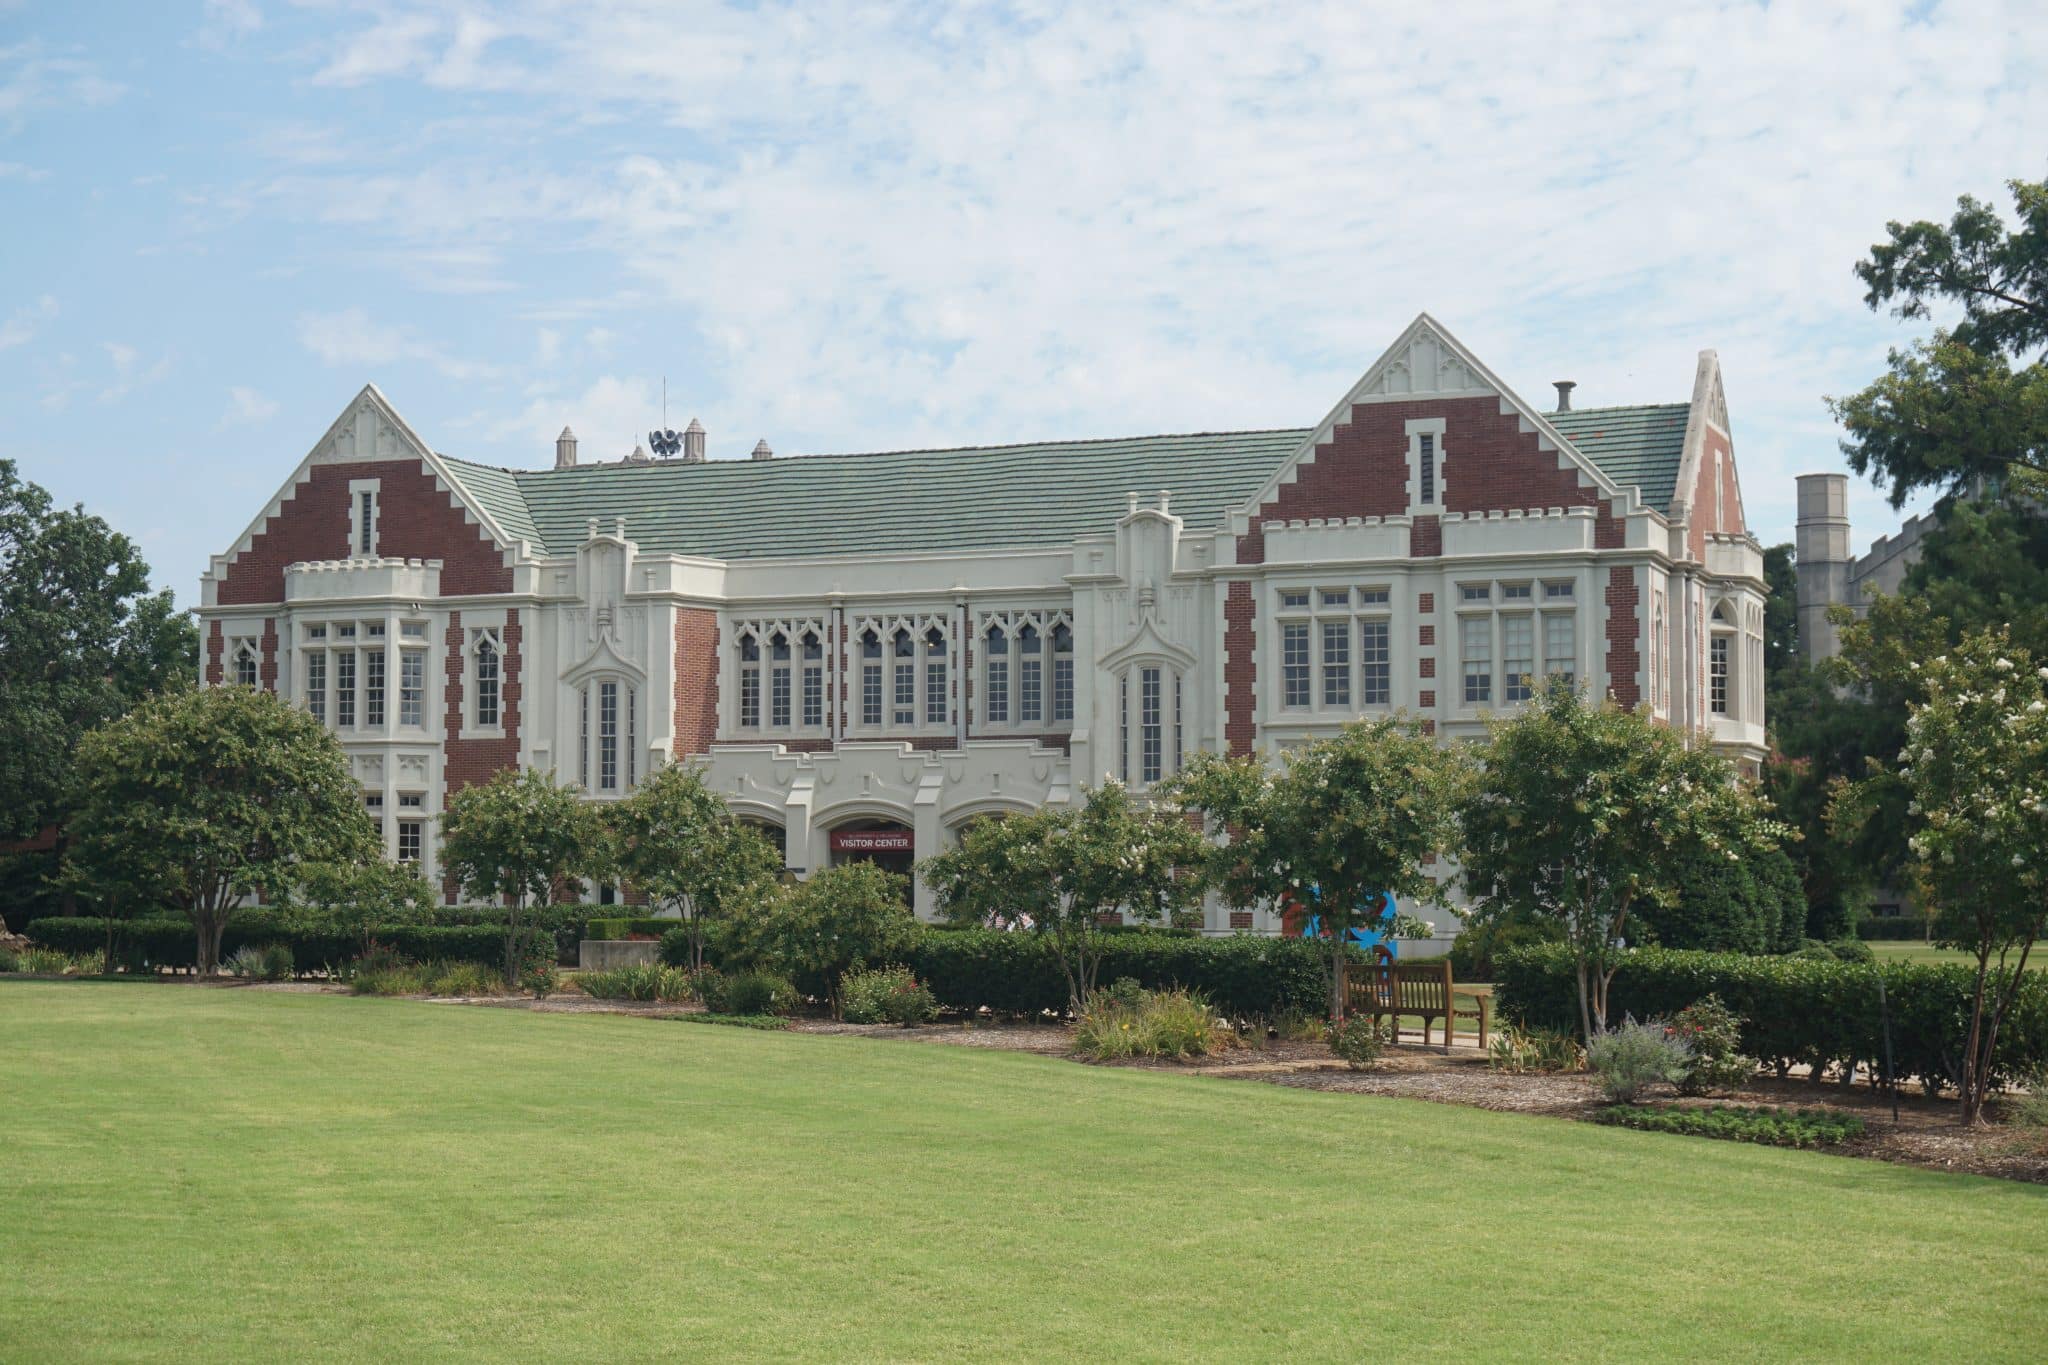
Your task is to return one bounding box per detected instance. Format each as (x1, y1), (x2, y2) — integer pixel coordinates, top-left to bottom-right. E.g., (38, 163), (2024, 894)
(1588, 1018), (1692, 1102)
(1596, 1104), (1865, 1148)
(839, 965), (939, 1025)
(1494, 942), (2048, 1094)
(1328, 1015), (1384, 1070)
(23, 916), (552, 974)
(584, 916), (678, 941)
(1448, 916), (1560, 982)
(695, 969), (796, 1017)
(909, 930), (1341, 1020)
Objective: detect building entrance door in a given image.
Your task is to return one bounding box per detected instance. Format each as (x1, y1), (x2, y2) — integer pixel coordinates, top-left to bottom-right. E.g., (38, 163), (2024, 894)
(829, 822), (915, 886)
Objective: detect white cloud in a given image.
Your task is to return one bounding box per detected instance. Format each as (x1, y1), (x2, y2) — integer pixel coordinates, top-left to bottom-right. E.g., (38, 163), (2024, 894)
(297, 307), (498, 380)
(0, 160), (47, 181)
(0, 41), (123, 130)
(221, 385), (280, 427)
(271, 2), (2048, 545)
(97, 341), (171, 404)
(0, 293), (57, 350)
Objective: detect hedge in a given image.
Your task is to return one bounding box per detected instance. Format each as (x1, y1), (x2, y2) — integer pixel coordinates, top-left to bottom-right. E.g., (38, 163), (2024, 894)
(1494, 943), (2048, 1093)
(585, 916), (680, 941)
(23, 916), (552, 972)
(906, 930), (1350, 1019)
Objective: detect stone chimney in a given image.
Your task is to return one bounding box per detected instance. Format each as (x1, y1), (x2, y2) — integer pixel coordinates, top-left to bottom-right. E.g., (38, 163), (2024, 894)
(751, 439), (773, 461)
(1552, 380), (1576, 412)
(555, 426), (578, 469)
(683, 417), (706, 463)
(1795, 472), (1852, 664)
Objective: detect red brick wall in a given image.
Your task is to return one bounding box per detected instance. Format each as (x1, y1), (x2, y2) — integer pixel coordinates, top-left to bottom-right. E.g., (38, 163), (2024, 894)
(1686, 427), (1743, 560)
(218, 459), (512, 605)
(442, 609), (521, 804)
(673, 607), (720, 758)
(259, 619), (278, 693)
(1235, 395), (1617, 564)
(1605, 566), (1642, 708)
(1223, 580), (1256, 755)
(204, 622), (224, 685)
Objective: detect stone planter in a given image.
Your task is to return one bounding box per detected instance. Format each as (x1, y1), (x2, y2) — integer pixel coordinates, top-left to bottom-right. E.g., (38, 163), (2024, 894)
(578, 939), (662, 970)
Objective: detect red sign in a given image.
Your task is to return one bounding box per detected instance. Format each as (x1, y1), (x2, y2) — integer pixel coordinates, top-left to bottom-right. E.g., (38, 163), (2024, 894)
(831, 829), (913, 853)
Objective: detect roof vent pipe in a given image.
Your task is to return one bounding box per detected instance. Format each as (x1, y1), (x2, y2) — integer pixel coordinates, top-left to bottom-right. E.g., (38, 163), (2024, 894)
(555, 426), (578, 469)
(1553, 380), (1576, 412)
(683, 417), (706, 463)
(751, 439), (773, 460)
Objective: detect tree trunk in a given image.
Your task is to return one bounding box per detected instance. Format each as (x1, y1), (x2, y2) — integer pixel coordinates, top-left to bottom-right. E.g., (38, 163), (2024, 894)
(502, 894), (525, 988)
(1960, 945), (1993, 1124)
(1574, 958), (1594, 1043)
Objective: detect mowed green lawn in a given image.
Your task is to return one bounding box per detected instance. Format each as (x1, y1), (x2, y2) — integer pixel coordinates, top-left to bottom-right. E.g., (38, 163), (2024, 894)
(1868, 940), (2048, 971)
(4, 985), (2045, 1361)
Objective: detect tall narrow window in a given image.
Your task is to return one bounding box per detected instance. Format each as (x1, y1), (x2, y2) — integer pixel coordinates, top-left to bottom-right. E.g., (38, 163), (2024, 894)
(365, 646), (387, 726)
(892, 629), (915, 726)
(1173, 673), (1183, 769)
(1418, 433), (1436, 504)
(598, 680), (619, 791)
(306, 650), (327, 724)
(580, 686), (590, 787)
(1052, 622), (1075, 723)
(397, 820), (422, 863)
(1710, 636), (1731, 715)
(1321, 620), (1350, 708)
(473, 634), (499, 728)
(860, 630), (882, 726)
(336, 648), (357, 727)
(232, 641), (259, 688)
(1140, 666), (1163, 784)
(984, 626), (1009, 724)
(1545, 614), (1576, 687)
(1502, 616), (1534, 703)
(768, 632), (792, 728)
(1360, 620), (1391, 706)
(1281, 622), (1310, 708)
(1018, 624), (1042, 724)
(1119, 675), (1130, 784)
(626, 686), (637, 787)
(399, 649), (424, 726)
(357, 490), (376, 555)
(801, 632), (824, 728)
(924, 627), (947, 725)
(738, 634), (760, 728)
(1461, 616), (1492, 705)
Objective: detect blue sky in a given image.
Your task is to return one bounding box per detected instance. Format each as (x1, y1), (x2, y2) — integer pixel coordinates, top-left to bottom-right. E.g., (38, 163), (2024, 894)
(3, 1), (2044, 602)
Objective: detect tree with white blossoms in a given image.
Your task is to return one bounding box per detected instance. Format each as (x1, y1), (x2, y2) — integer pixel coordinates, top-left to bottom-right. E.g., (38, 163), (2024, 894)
(1459, 680), (1784, 1042)
(1169, 719), (1464, 1021)
(1894, 631), (2048, 1124)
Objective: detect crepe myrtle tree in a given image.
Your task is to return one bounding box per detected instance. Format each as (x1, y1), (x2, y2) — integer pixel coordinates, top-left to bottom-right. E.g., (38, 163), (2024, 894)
(438, 766), (604, 986)
(290, 859), (438, 956)
(1169, 719), (1464, 1021)
(64, 686), (377, 974)
(1895, 632), (2048, 1124)
(1459, 680), (1784, 1043)
(920, 780), (1208, 1012)
(607, 762), (783, 971)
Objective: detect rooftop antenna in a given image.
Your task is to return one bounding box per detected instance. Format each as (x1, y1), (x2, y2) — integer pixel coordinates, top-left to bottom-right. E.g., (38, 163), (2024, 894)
(648, 376), (683, 458)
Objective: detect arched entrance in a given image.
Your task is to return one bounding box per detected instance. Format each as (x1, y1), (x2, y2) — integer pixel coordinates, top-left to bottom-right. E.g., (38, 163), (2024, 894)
(828, 819), (915, 882)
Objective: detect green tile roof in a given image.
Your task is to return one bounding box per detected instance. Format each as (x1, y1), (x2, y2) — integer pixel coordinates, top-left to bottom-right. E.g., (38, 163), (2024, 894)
(1543, 403), (1690, 511)
(444, 430), (1308, 560)
(436, 404), (1694, 560)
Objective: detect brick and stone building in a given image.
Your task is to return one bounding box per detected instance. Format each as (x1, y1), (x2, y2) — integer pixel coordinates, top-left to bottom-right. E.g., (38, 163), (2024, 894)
(197, 314), (1766, 937)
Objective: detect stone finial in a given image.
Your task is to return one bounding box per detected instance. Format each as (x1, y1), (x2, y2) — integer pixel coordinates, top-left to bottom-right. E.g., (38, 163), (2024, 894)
(751, 439), (773, 461)
(683, 417), (706, 463)
(555, 425), (578, 468)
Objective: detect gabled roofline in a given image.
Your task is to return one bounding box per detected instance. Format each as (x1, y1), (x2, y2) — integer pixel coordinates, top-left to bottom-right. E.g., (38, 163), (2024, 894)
(1232, 312), (1624, 522)
(204, 384), (529, 587)
(1670, 350), (1738, 525)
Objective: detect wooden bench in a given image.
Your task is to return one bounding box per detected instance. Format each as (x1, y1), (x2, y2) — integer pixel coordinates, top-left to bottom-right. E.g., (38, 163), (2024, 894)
(1345, 956), (1490, 1053)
